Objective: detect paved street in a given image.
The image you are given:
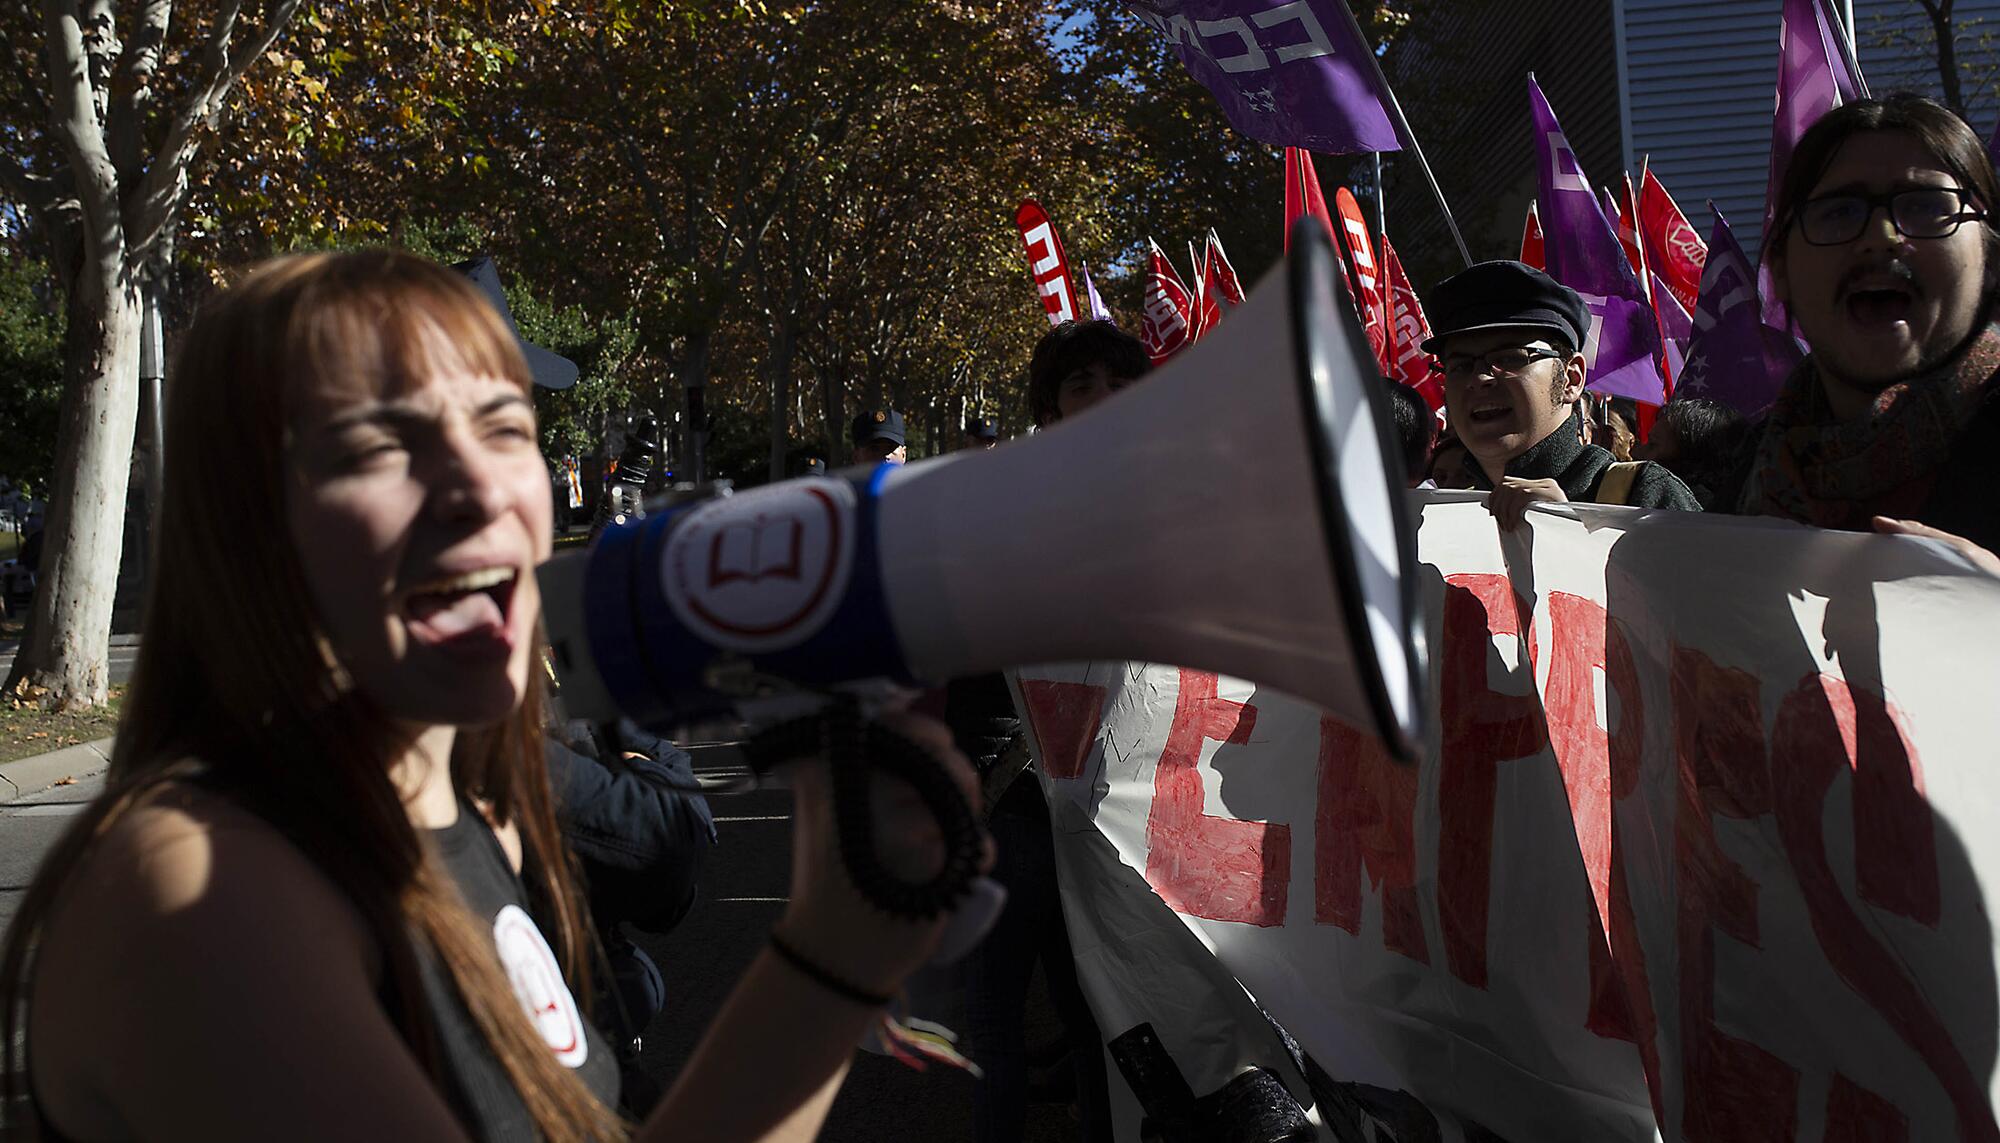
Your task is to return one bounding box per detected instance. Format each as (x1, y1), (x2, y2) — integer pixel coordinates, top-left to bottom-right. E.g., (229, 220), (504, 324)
(0, 638), (139, 688)
(0, 744), (1082, 1141)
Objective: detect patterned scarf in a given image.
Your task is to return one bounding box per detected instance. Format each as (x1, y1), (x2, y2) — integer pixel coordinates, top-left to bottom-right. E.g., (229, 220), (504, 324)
(1740, 323), (2000, 531)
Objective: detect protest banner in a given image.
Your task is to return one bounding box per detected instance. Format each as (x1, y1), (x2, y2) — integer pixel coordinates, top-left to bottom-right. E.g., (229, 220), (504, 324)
(1015, 496), (2000, 1142)
(1015, 199), (1080, 326)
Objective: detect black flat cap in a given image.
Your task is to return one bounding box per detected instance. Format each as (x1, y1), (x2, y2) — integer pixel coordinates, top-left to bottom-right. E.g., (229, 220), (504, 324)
(965, 416), (999, 440)
(1419, 260), (1588, 356)
(851, 408), (906, 447)
(452, 256), (580, 391)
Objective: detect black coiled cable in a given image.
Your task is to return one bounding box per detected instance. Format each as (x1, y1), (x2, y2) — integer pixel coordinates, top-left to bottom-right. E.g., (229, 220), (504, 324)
(741, 694), (986, 919)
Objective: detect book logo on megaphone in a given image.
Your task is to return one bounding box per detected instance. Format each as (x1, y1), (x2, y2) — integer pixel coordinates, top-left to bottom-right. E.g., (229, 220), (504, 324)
(663, 479), (859, 650)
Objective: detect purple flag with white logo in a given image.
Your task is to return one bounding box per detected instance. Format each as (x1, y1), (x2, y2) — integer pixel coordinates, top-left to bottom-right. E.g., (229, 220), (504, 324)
(1761, 0), (1865, 329)
(1083, 263), (1114, 323)
(1122, 1), (1400, 153)
(1681, 205), (1804, 416)
(1528, 76), (1666, 404)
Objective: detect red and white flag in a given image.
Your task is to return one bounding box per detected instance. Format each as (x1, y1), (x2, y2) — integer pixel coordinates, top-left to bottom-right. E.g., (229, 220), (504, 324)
(1283, 147), (1337, 251)
(1333, 186), (1390, 372)
(1612, 175), (1650, 302)
(1141, 238), (1194, 365)
(1381, 237), (1442, 410)
(1014, 199), (1079, 326)
(1188, 239), (1222, 341)
(1520, 201), (1545, 270)
(1206, 230), (1246, 307)
(1637, 168), (1706, 312)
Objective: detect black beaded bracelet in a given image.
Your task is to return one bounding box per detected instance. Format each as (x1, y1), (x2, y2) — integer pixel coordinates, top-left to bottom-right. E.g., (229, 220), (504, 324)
(766, 932), (894, 1008)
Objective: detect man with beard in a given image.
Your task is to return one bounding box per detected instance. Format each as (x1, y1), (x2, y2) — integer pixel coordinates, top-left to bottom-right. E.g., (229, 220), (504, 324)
(1741, 94), (2000, 574)
(1421, 261), (1700, 528)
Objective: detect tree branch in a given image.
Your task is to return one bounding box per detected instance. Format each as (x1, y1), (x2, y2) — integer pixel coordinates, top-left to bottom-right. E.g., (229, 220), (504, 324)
(106, 0), (174, 183)
(123, 0), (301, 265)
(41, 0), (121, 246)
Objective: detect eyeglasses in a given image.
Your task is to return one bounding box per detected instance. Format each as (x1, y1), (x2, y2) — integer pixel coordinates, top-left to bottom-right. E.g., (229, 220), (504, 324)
(1794, 187), (1986, 246)
(1428, 346), (1565, 380)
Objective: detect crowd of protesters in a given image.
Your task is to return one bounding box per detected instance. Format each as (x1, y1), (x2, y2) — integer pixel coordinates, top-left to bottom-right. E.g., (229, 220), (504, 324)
(0, 90), (1996, 1143)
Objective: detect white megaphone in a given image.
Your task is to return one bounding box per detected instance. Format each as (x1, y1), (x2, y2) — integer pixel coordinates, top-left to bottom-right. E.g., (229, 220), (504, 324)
(540, 220), (1428, 763)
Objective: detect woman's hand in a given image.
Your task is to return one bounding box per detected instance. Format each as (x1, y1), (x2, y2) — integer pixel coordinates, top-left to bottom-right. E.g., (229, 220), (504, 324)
(771, 709), (993, 999)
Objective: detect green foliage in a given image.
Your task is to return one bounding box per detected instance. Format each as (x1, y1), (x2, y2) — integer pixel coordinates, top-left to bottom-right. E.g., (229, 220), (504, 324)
(0, 252), (64, 497)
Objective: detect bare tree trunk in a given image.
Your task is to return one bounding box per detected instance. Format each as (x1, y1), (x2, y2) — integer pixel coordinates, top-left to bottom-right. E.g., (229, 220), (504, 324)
(1920, 0), (1965, 116)
(7, 255), (141, 709)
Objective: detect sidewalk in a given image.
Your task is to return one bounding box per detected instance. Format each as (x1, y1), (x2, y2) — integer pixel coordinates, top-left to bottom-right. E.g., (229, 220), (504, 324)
(0, 736), (112, 803)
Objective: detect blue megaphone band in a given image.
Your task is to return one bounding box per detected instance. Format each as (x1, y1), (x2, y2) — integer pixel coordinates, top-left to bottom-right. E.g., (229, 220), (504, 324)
(580, 465), (911, 729)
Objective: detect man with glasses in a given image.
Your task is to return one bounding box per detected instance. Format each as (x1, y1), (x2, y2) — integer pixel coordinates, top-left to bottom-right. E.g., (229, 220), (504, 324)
(1422, 260), (1699, 528)
(1742, 94), (2000, 570)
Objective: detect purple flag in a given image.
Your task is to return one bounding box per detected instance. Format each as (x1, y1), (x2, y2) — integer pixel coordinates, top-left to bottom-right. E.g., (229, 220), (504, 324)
(1761, 0), (1865, 329)
(1528, 76), (1666, 404)
(1123, 1), (1400, 153)
(1681, 204), (1804, 415)
(1083, 263), (1114, 323)
(1987, 115), (2000, 170)
(1652, 269), (1692, 382)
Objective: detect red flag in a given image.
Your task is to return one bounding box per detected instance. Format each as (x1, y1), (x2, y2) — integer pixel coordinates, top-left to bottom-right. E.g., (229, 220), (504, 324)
(1333, 187), (1391, 372)
(1520, 201), (1545, 270)
(1206, 230), (1245, 306)
(1140, 238), (1193, 365)
(1188, 239), (1222, 341)
(1014, 200), (1079, 326)
(1283, 147), (1337, 251)
(1637, 168), (1706, 312)
(1381, 237), (1441, 409)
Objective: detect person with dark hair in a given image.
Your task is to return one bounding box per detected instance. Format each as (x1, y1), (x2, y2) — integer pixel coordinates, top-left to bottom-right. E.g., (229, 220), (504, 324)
(1740, 93), (2000, 571)
(1027, 319), (1150, 427)
(1634, 397), (1750, 510)
(1422, 260), (1700, 527)
(1427, 434), (1475, 489)
(1384, 381), (1436, 487)
(936, 319), (1149, 1143)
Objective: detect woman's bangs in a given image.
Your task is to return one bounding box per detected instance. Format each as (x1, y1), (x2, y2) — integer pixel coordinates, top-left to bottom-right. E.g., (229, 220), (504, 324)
(287, 263), (533, 408)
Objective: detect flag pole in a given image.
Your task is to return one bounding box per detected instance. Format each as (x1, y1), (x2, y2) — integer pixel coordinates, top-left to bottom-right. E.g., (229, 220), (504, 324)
(1822, 0), (1871, 98)
(1331, 0), (1472, 267)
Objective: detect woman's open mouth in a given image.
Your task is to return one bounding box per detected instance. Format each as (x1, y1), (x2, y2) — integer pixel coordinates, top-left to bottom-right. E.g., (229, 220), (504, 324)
(401, 566), (518, 655)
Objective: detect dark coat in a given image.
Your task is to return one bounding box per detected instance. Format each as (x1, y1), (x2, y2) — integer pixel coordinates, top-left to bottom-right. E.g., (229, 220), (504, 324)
(545, 722), (715, 934)
(1466, 408), (1704, 511)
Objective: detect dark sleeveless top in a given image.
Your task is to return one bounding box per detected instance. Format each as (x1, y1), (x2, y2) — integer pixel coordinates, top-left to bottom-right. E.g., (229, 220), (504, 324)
(423, 806), (621, 1137)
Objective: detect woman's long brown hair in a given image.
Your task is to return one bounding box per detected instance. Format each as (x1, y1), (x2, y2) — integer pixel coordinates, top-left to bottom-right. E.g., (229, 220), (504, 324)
(0, 251), (625, 1141)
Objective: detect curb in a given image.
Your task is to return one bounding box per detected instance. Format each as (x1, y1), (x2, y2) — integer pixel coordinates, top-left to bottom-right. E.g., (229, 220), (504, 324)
(0, 737), (113, 804)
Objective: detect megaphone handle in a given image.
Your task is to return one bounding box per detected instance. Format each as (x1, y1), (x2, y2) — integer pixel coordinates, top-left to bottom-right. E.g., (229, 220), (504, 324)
(744, 695), (987, 920)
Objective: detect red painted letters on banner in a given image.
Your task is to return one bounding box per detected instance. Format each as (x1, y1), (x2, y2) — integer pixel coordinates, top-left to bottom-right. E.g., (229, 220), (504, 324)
(1144, 669), (1291, 927)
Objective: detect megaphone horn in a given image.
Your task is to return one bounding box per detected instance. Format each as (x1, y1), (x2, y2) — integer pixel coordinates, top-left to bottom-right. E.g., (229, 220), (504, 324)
(541, 218), (1429, 767)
